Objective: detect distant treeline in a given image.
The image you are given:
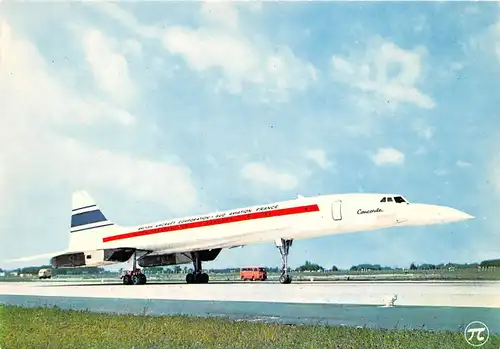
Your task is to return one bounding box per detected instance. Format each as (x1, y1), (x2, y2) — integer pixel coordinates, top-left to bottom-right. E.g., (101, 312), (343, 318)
(479, 259), (500, 267)
(2, 258), (498, 276)
(4, 265), (107, 276)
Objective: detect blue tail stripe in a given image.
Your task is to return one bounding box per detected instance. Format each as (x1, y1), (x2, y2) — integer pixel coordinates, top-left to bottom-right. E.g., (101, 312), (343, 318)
(71, 209), (107, 228)
(71, 222), (114, 233)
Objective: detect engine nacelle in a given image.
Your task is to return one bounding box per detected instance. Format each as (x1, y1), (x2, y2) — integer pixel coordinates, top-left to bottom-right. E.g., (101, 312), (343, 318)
(137, 253), (191, 267)
(50, 248), (136, 268)
(137, 248), (222, 267)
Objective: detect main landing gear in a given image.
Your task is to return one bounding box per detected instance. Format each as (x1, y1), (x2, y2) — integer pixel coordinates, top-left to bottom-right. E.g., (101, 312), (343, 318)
(121, 250), (147, 285)
(276, 238), (293, 284)
(122, 268), (147, 285)
(185, 251), (209, 284)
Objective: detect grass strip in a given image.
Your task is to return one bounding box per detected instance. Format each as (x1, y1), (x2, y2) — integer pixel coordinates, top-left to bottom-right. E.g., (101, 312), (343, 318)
(0, 305), (498, 349)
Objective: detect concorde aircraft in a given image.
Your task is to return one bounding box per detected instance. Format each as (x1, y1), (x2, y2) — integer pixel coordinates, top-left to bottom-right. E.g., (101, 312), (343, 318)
(8, 190), (474, 285)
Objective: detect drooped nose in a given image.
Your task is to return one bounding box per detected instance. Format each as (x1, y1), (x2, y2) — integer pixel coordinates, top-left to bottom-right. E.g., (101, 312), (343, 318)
(396, 204), (474, 226)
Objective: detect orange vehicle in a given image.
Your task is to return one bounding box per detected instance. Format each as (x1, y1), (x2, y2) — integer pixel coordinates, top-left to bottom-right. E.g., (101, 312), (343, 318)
(240, 267), (267, 281)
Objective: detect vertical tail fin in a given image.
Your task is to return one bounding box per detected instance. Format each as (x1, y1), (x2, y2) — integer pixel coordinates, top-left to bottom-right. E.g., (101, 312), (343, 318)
(69, 190), (117, 250)
(71, 191), (115, 233)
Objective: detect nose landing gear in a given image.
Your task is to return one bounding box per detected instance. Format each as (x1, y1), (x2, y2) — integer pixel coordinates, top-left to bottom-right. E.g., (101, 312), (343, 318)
(276, 238), (293, 284)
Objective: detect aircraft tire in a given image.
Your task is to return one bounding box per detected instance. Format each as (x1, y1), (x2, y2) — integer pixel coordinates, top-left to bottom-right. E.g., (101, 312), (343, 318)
(186, 273), (195, 284)
(132, 275), (141, 285)
(123, 275), (132, 285)
(279, 274), (292, 284)
(199, 273), (209, 283)
(139, 274), (147, 285)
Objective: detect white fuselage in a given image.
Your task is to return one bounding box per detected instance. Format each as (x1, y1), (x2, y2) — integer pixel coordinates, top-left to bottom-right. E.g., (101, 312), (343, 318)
(7, 192), (474, 266)
(95, 193), (473, 255)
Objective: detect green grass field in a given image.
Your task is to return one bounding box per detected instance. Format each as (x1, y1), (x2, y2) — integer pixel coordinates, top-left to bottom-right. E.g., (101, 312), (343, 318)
(0, 305), (498, 349)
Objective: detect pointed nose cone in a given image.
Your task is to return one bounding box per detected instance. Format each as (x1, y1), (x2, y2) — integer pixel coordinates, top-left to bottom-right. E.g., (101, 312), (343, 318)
(432, 206), (475, 223)
(398, 204), (475, 227)
(457, 211), (475, 221)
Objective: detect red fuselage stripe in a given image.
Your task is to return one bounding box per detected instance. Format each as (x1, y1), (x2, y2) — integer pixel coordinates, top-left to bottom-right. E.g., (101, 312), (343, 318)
(102, 204), (320, 243)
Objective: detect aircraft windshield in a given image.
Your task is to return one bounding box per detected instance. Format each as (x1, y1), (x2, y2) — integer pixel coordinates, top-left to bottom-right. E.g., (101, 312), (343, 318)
(394, 196), (407, 203)
(380, 196), (408, 203)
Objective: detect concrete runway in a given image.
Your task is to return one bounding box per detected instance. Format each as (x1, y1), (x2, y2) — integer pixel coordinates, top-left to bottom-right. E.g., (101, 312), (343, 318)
(1, 280), (499, 308)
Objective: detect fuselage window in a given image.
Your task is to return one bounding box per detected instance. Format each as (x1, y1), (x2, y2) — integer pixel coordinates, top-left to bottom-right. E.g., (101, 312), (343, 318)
(380, 197), (387, 202)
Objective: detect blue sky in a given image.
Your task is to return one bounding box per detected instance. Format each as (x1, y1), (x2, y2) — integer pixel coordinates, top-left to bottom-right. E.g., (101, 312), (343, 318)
(1, 1), (499, 271)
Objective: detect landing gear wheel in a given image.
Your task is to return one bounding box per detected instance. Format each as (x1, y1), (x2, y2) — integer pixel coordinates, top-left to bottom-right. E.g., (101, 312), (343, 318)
(186, 251), (210, 284)
(279, 274), (292, 284)
(121, 250), (149, 286)
(275, 238), (293, 285)
(122, 275), (132, 285)
(186, 273), (195, 284)
(198, 273), (209, 284)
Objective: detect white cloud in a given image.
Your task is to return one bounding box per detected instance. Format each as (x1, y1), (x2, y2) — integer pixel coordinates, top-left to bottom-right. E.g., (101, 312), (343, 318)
(163, 27), (317, 100)
(94, 3), (162, 39)
(123, 38), (143, 57)
(456, 160), (472, 167)
(55, 138), (199, 215)
(201, 0), (240, 31)
(304, 149), (334, 169)
(0, 21), (135, 127)
(95, 2), (317, 102)
(0, 20), (200, 216)
(0, 162), (7, 211)
(82, 28), (136, 106)
(163, 27), (256, 79)
(245, 1), (263, 13)
(331, 37), (435, 110)
(241, 162), (298, 190)
(371, 147), (405, 166)
(469, 20), (500, 64)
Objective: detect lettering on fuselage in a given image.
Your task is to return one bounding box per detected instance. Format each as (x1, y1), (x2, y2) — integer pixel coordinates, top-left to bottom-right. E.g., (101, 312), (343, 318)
(136, 204), (281, 231)
(228, 209), (252, 216)
(255, 205), (278, 211)
(357, 208), (383, 215)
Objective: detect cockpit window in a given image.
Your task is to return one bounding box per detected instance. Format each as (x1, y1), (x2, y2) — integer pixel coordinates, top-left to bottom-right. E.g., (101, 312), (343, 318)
(381, 196), (409, 203)
(394, 196), (406, 203)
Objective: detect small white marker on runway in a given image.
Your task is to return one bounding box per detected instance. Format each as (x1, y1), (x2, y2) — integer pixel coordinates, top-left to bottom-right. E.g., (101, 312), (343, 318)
(386, 294), (398, 307)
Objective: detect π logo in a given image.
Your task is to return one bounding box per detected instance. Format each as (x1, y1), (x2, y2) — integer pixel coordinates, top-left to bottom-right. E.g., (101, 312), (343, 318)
(464, 321), (490, 347)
